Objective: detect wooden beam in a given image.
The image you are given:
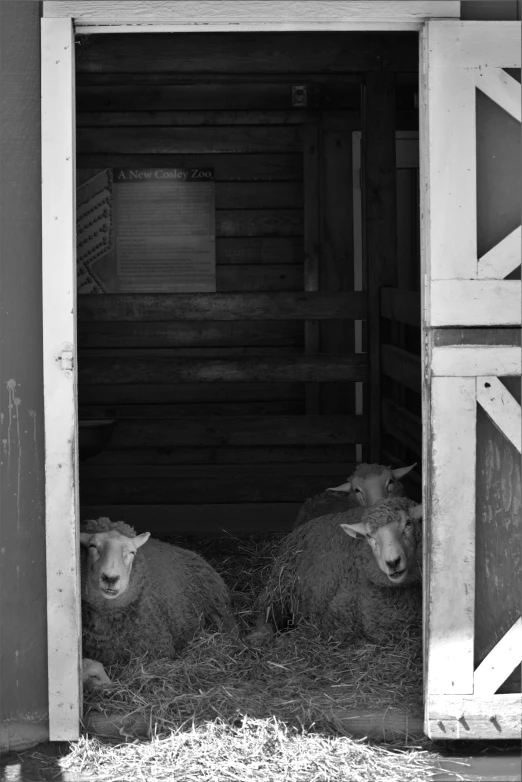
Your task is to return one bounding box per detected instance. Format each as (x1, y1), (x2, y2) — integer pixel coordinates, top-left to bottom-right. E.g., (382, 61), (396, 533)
(80, 400), (305, 418)
(303, 122), (320, 415)
(78, 320), (303, 349)
(44, 2), (459, 29)
(41, 15), (81, 742)
(80, 445), (358, 466)
(431, 346), (522, 377)
(79, 382), (304, 405)
(478, 226), (521, 280)
(81, 463), (352, 478)
(79, 354), (368, 385)
(77, 291), (367, 321)
(380, 287), (420, 327)
(77, 126), (302, 155)
(76, 81), (361, 110)
(363, 71), (397, 461)
(425, 21), (521, 69)
(319, 112), (356, 416)
(76, 110), (323, 128)
(427, 377), (476, 696)
(474, 619), (522, 696)
(433, 328), (521, 347)
(426, 694), (521, 740)
(430, 280), (521, 327)
(476, 376), (521, 453)
(381, 345), (421, 393)
(83, 414), (368, 448)
(476, 67), (521, 122)
(83, 702), (425, 742)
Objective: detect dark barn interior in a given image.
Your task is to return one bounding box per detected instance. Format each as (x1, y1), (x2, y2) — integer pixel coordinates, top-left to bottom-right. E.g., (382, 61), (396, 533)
(75, 32), (423, 537)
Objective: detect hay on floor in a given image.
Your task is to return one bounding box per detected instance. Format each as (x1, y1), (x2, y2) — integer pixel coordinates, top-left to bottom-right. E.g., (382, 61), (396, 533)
(30, 534), (438, 781)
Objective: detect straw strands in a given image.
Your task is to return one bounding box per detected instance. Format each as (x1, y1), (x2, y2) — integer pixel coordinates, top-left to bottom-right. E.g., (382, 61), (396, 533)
(28, 534), (439, 781)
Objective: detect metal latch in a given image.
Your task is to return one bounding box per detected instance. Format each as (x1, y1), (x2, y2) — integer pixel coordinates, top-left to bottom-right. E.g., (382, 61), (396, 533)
(60, 342), (74, 378)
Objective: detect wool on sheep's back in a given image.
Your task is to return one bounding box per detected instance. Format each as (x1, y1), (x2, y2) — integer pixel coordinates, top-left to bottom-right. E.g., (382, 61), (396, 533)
(81, 521), (233, 667)
(260, 499), (422, 644)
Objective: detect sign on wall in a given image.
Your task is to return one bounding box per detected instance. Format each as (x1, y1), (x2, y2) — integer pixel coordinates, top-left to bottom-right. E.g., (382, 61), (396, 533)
(76, 168), (216, 293)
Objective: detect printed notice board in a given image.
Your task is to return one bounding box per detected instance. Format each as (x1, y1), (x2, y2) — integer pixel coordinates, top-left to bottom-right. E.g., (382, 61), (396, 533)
(76, 168), (216, 293)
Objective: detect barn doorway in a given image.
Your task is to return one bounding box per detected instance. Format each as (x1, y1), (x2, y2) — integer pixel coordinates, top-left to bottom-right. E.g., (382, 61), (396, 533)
(75, 32), (422, 537)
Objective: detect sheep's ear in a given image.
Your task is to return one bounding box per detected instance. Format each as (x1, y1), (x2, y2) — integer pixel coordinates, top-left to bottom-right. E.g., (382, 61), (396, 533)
(392, 463), (417, 479)
(408, 504), (423, 520)
(134, 532), (151, 549)
(340, 522), (367, 539)
(80, 533), (92, 547)
(328, 481), (352, 493)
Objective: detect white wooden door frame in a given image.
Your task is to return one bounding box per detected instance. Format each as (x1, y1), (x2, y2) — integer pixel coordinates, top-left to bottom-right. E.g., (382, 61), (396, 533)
(41, 15), (81, 741)
(47, 1), (522, 744)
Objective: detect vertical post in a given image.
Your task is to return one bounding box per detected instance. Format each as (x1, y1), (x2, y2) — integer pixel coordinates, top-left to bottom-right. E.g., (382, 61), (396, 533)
(362, 72), (397, 462)
(303, 122), (320, 414)
(41, 16), (81, 740)
(426, 376), (476, 695)
(319, 113), (356, 425)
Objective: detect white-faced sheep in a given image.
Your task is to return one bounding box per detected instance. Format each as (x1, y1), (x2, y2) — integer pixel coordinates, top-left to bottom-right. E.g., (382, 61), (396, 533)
(292, 462), (416, 529)
(248, 497), (423, 646)
(81, 517), (237, 668)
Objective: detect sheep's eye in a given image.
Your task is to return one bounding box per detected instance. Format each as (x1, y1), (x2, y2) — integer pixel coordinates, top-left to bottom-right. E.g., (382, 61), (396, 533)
(404, 520), (413, 531)
(387, 481), (394, 492)
(355, 488), (363, 495)
(89, 544), (98, 551)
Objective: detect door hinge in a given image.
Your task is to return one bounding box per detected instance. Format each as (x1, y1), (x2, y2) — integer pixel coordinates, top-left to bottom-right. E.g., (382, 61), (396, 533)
(60, 342), (74, 378)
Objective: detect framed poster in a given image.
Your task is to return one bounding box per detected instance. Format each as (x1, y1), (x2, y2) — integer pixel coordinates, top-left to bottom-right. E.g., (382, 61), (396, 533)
(76, 167), (216, 293)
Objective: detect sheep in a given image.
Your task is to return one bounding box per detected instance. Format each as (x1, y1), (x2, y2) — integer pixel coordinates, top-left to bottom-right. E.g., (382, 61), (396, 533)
(292, 462), (416, 529)
(80, 517), (237, 667)
(248, 497), (423, 646)
(82, 658), (111, 688)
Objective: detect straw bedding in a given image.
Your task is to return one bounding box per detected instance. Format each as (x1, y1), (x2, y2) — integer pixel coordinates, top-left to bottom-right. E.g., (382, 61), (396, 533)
(30, 534), (439, 781)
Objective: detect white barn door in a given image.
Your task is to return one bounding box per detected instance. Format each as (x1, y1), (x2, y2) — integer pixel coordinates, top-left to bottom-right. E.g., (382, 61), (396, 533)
(420, 21), (521, 739)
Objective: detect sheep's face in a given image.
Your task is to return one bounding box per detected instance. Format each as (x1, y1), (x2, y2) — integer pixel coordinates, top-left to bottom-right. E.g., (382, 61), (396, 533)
(327, 463), (416, 507)
(340, 502), (422, 585)
(80, 529), (150, 600)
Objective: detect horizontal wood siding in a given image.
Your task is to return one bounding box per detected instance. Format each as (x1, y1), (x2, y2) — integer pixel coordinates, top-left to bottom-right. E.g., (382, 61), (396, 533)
(75, 37), (387, 530)
(75, 33), (417, 75)
(77, 292), (367, 321)
(79, 354), (368, 385)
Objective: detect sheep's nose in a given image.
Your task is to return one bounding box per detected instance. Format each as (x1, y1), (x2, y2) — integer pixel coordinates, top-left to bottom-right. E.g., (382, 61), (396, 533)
(385, 556), (402, 571)
(101, 573), (120, 587)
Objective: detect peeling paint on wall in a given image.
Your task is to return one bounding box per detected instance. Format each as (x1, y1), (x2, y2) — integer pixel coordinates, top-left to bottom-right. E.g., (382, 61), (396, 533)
(29, 409), (40, 490)
(6, 379), (23, 525)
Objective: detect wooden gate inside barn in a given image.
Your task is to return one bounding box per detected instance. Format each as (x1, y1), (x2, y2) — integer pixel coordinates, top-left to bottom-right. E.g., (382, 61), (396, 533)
(420, 21), (521, 739)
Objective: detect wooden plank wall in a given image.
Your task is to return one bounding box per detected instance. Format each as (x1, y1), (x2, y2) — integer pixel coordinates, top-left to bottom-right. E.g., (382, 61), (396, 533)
(75, 33), (419, 535)
(378, 127), (422, 499)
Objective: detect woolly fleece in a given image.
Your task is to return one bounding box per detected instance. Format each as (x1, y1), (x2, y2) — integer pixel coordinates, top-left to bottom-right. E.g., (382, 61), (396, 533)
(257, 497), (422, 644)
(81, 517), (235, 667)
(292, 462), (407, 529)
